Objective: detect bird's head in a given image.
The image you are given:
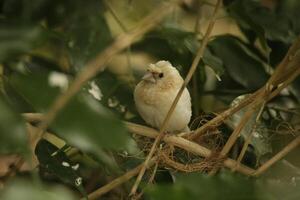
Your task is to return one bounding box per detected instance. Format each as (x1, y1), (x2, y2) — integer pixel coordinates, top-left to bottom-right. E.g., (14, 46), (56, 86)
(142, 60), (180, 84)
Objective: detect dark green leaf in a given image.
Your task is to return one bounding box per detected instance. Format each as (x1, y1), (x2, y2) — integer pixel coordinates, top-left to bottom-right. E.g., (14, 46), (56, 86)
(228, 95), (272, 161)
(0, 96), (28, 154)
(0, 25), (44, 62)
(35, 139), (86, 195)
(0, 179), (75, 200)
(133, 25), (224, 78)
(203, 48), (224, 77)
(146, 172), (267, 200)
(9, 72), (61, 111)
(227, 0), (297, 44)
(9, 71), (131, 153)
(227, 0), (269, 50)
(209, 35), (269, 90)
(65, 0), (112, 70)
(52, 94), (130, 150)
(92, 71), (136, 117)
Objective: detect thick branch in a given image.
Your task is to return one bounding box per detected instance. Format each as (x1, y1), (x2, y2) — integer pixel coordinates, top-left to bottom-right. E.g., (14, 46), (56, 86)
(125, 122), (254, 175)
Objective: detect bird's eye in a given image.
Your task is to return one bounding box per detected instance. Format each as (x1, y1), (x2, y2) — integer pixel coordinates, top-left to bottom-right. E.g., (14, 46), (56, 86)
(159, 73), (164, 78)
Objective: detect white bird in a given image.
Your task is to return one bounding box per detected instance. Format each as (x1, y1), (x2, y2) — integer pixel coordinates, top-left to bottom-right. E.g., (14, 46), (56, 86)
(134, 60), (192, 132)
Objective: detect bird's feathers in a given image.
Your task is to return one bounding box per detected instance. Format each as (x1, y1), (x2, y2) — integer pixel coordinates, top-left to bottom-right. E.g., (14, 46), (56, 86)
(134, 61), (192, 132)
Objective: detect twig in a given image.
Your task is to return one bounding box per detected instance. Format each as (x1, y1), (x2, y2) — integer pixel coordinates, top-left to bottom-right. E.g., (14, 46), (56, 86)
(104, 0), (134, 82)
(130, 0), (223, 195)
(189, 89), (263, 140)
(134, 162), (159, 200)
(22, 113), (44, 123)
(34, 1), (177, 138)
(125, 122), (255, 175)
(253, 136), (300, 176)
(104, 0), (128, 32)
(233, 102), (266, 171)
(220, 105), (257, 156)
(84, 157), (157, 200)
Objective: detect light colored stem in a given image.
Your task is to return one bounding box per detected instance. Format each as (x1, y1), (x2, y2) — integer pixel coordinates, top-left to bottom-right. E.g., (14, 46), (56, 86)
(220, 106), (257, 157)
(253, 136), (300, 176)
(233, 102), (266, 171)
(104, 0), (128, 32)
(130, 0), (223, 195)
(84, 157), (157, 200)
(22, 113), (44, 123)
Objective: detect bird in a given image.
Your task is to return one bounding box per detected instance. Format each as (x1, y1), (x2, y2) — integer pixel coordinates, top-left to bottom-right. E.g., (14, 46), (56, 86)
(134, 60), (192, 132)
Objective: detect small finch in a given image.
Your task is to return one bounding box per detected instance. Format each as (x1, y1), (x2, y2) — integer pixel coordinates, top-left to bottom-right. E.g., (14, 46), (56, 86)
(134, 60), (192, 132)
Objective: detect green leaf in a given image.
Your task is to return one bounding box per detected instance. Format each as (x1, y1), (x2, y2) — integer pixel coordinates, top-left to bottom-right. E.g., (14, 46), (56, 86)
(227, 94), (272, 161)
(52, 94), (129, 151)
(133, 25), (224, 78)
(65, 0), (112, 70)
(227, 0), (269, 51)
(0, 179), (75, 200)
(92, 71), (136, 117)
(35, 139), (86, 195)
(9, 72), (61, 111)
(209, 35), (269, 90)
(9, 71), (131, 153)
(203, 48), (224, 77)
(0, 96), (28, 154)
(146, 172), (267, 200)
(226, 0), (296, 44)
(0, 25), (44, 62)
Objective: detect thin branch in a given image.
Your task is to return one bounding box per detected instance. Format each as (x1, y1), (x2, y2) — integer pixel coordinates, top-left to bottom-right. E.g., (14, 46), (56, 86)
(22, 113), (44, 123)
(34, 1), (177, 138)
(233, 102), (266, 172)
(104, 0), (134, 81)
(125, 122), (255, 175)
(253, 136), (300, 176)
(189, 89), (263, 140)
(220, 105), (258, 157)
(104, 0), (128, 32)
(84, 157), (157, 200)
(130, 0), (223, 195)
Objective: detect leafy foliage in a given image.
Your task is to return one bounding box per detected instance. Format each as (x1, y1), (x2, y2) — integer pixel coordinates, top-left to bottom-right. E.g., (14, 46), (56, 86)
(0, 97), (28, 154)
(35, 139), (86, 196)
(146, 171), (300, 200)
(0, 0), (300, 199)
(0, 179), (75, 200)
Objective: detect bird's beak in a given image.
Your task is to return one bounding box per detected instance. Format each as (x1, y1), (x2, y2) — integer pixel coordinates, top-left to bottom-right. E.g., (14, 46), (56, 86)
(142, 72), (156, 83)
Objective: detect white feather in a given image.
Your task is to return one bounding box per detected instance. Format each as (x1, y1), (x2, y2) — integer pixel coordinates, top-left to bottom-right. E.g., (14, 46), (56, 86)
(134, 61), (192, 132)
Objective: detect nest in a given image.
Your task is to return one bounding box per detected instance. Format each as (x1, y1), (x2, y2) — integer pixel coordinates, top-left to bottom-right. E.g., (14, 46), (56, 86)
(133, 114), (226, 173)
